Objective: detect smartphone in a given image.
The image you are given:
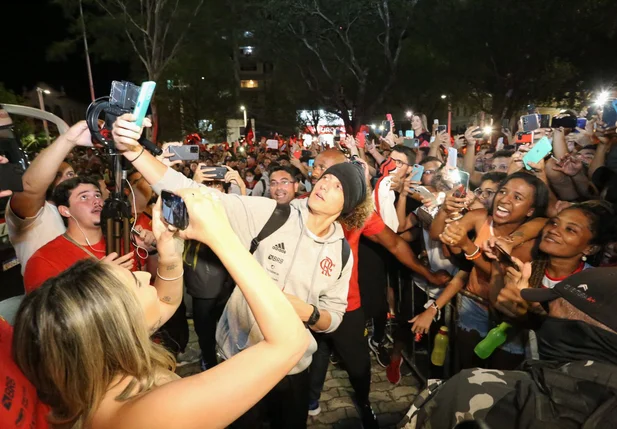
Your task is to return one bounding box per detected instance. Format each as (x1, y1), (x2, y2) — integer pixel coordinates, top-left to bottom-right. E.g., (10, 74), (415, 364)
(447, 147), (457, 168)
(523, 137), (552, 170)
(308, 159), (315, 167)
(551, 115), (577, 129)
(515, 131), (533, 144)
(410, 164), (424, 182)
(132, 81), (156, 127)
(576, 118), (588, 129)
(169, 145), (199, 162)
(437, 124), (447, 134)
(0, 163), (25, 193)
(501, 118), (510, 129)
(161, 190), (189, 230)
(494, 244), (518, 269)
(334, 129), (341, 142)
(398, 130), (403, 137)
(539, 114), (550, 129)
(410, 185), (435, 201)
(496, 137), (504, 151)
(471, 127), (484, 139)
(200, 166), (228, 179)
(453, 184), (466, 198)
(602, 100), (617, 127)
(405, 130), (414, 138)
(521, 114), (540, 132)
(383, 115), (392, 134)
(403, 137), (419, 149)
(433, 119), (439, 125)
(459, 170), (470, 189)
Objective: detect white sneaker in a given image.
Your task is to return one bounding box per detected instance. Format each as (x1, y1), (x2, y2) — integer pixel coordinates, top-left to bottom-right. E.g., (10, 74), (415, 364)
(177, 345), (201, 367)
(308, 401), (321, 416)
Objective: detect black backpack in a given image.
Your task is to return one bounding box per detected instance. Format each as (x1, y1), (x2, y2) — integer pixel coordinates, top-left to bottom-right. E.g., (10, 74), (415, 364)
(183, 204), (351, 300)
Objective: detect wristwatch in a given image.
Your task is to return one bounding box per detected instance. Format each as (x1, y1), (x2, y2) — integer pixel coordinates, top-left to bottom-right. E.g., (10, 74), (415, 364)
(307, 305), (321, 326)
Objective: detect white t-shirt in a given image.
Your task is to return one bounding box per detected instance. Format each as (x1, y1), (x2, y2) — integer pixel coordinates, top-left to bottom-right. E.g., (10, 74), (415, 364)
(5, 200), (66, 274)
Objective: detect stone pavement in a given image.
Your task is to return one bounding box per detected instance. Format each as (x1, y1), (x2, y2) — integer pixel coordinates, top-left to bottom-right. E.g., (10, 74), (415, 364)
(176, 320), (420, 428)
(306, 357), (419, 429)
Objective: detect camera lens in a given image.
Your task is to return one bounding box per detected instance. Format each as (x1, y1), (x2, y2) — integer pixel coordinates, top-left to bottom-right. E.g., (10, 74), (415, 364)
(190, 146), (198, 153)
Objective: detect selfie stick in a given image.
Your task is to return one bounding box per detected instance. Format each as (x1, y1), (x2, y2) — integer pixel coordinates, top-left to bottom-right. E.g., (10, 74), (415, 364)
(85, 81), (160, 256)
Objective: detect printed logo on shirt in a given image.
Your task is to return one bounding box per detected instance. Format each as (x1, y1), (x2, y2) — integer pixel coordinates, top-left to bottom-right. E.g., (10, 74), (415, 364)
(2, 376), (15, 410)
(320, 257), (335, 277)
(268, 254), (284, 264)
(272, 243), (286, 254)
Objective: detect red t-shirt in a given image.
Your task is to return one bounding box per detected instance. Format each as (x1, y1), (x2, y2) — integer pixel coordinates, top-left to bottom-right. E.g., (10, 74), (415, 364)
(0, 317), (50, 429)
(343, 212), (386, 311)
(23, 235), (107, 294)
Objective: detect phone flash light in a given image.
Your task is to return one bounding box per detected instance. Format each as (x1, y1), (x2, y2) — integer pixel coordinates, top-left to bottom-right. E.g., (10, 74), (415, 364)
(483, 126), (493, 135)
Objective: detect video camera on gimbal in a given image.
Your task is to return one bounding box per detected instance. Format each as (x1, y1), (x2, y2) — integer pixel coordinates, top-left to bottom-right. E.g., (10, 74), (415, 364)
(85, 81), (161, 256)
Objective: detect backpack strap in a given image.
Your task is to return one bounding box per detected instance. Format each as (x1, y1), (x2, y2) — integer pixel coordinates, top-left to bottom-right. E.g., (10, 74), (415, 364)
(249, 204), (291, 254)
(338, 238), (351, 280)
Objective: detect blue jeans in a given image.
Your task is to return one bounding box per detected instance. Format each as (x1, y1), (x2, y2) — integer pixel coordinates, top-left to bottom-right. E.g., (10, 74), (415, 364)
(457, 295), (525, 355)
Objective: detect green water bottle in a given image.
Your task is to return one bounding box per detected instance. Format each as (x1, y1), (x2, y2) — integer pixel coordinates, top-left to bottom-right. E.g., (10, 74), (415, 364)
(431, 326), (449, 366)
(474, 322), (511, 359)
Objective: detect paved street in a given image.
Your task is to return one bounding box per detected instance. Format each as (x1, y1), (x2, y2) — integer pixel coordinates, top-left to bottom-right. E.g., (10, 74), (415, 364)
(176, 320), (420, 429)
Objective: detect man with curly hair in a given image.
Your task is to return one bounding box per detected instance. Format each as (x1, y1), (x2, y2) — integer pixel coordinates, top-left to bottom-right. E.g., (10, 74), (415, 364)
(110, 114), (372, 429)
(306, 149), (453, 428)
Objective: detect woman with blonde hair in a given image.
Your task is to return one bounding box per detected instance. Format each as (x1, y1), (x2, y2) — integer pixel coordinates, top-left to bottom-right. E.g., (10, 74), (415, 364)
(12, 188), (309, 429)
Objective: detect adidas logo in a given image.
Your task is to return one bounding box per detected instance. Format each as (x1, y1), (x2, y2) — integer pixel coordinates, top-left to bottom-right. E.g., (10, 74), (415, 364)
(272, 243), (286, 254)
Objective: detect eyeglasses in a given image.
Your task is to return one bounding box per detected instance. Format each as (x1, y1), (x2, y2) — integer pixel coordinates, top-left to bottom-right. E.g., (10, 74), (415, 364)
(270, 180), (296, 187)
(473, 188), (496, 199)
(391, 158), (409, 167)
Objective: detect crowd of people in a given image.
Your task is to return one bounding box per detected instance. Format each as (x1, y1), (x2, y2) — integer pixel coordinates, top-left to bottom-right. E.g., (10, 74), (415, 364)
(1, 105), (617, 429)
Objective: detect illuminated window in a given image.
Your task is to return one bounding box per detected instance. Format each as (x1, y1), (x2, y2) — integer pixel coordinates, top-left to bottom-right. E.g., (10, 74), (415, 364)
(240, 80), (259, 89)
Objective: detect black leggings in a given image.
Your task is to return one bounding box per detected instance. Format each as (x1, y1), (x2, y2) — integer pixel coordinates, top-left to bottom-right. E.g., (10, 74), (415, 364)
(309, 308), (372, 404)
(192, 296), (227, 369)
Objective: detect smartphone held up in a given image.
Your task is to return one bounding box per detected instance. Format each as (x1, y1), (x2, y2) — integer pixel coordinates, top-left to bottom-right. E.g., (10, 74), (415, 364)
(161, 190), (189, 230)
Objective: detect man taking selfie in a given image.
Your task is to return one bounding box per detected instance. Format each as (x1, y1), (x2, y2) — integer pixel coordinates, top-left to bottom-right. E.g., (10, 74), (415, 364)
(111, 113), (370, 429)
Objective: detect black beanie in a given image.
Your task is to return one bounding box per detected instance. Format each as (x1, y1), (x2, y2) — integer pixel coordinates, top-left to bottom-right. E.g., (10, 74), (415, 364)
(322, 162), (367, 215)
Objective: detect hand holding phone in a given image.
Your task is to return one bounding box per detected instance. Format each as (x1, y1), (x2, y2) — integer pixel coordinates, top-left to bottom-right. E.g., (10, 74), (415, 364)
(523, 137), (552, 170)
(494, 243), (518, 270)
(161, 190), (189, 230)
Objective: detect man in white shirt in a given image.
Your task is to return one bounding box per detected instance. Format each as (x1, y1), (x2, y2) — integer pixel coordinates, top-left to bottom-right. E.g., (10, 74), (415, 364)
(6, 121), (93, 273)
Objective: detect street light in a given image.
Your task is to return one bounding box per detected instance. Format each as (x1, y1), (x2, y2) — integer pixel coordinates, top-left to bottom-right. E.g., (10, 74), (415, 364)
(36, 87), (51, 145)
(406, 111), (412, 118)
(240, 105), (247, 127)
(441, 94), (447, 99)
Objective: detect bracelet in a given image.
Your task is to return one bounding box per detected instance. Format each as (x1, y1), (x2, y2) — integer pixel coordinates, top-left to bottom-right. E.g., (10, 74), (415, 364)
(127, 146), (145, 163)
(464, 246), (481, 259)
(467, 252), (482, 261)
(424, 300), (441, 322)
(156, 268), (184, 281)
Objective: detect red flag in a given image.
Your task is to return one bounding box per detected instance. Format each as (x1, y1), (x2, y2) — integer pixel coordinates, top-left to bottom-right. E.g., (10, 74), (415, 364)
(245, 118), (254, 146)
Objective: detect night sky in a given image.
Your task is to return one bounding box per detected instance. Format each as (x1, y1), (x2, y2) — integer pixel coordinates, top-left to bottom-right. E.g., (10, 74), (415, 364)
(2, 0), (129, 103)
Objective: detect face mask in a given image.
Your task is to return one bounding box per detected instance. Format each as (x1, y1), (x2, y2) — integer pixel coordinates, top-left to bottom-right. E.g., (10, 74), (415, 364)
(536, 316), (617, 366)
(246, 176), (254, 183)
